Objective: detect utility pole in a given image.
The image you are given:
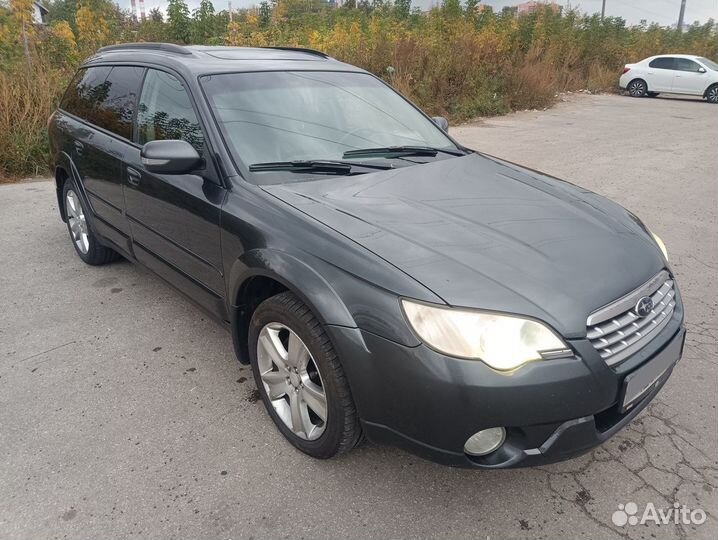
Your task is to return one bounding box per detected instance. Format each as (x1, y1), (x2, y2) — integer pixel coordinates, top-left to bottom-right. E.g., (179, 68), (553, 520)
(21, 16), (32, 70)
(601, 0), (606, 20)
(677, 0), (686, 31)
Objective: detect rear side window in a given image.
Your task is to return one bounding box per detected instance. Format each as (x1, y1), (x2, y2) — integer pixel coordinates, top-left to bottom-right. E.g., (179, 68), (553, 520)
(60, 66), (112, 123)
(136, 69), (204, 153)
(649, 57), (676, 70)
(60, 66), (144, 140)
(93, 66), (145, 139)
(675, 58), (702, 72)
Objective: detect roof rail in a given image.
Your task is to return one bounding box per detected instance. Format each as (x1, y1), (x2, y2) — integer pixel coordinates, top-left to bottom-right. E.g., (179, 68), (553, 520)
(98, 43), (193, 56)
(261, 46), (330, 59)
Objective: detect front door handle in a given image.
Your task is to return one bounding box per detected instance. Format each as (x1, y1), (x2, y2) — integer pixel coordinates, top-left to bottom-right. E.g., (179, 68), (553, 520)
(74, 140), (84, 155)
(127, 167), (142, 187)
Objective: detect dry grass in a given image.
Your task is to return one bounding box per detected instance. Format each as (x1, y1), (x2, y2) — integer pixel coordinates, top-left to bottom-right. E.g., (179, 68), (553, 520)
(1, 7), (716, 179)
(0, 63), (70, 180)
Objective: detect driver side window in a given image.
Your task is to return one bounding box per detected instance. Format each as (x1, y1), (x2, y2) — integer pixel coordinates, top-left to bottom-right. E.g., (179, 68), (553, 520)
(675, 58), (702, 72)
(136, 69), (205, 154)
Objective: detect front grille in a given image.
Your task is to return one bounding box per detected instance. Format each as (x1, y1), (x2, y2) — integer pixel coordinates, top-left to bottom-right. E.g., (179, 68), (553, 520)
(587, 270), (676, 366)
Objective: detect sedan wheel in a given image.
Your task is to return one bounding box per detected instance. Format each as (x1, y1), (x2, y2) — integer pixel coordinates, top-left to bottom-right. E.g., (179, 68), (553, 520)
(627, 79), (647, 97)
(256, 322), (327, 440)
(66, 189), (89, 254)
(707, 85), (718, 104)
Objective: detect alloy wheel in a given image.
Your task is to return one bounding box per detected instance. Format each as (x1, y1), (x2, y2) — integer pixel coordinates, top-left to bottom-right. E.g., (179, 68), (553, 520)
(66, 189), (89, 254)
(628, 80), (646, 97)
(708, 86), (718, 104)
(256, 322), (328, 440)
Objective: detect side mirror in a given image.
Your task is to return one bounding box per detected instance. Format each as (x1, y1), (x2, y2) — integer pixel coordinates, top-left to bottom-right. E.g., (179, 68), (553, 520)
(698, 67), (707, 73)
(141, 140), (202, 174)
(432, 116), (449, 132)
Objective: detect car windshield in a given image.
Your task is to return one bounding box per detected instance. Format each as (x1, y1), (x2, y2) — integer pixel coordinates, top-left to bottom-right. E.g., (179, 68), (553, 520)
(200, 71), (459, 172)
(698, 57), (718, 71)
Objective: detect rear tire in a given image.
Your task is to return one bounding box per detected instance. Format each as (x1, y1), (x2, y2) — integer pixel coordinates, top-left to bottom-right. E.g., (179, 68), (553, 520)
(627, 79), (648, 97)
(248, 291), (363, 459)
(706, 84), (718, 104)
(62, 180), (120, 266)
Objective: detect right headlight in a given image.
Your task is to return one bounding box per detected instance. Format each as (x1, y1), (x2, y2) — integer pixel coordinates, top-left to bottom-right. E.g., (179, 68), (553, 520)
(649, 230), (668, 261)
(401, 299), (570, 371)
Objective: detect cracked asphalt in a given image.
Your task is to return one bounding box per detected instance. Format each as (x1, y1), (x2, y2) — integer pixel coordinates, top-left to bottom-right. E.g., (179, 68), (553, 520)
(1, 93), (716, 539)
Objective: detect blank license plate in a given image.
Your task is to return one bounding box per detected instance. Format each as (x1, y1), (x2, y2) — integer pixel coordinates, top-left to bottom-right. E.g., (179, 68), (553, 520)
(621, 330), (684, 412)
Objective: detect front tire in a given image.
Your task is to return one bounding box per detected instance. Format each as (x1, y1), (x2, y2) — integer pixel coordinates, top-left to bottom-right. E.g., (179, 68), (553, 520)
(248, 291), (362, 459)
(62, 180), (119, 265)
(627, 79), (648, 97)
(706, 84), (718, 104)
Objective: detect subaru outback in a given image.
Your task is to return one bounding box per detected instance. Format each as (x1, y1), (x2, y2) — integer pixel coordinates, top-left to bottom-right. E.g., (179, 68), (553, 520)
(48, 43), (685, 467)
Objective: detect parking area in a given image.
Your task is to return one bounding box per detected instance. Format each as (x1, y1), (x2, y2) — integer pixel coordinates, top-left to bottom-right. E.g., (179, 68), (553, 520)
(1, 93), (716, 539)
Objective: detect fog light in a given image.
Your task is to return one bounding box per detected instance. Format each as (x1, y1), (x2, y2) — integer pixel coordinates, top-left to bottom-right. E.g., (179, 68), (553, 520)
(464, 427), (506, 456)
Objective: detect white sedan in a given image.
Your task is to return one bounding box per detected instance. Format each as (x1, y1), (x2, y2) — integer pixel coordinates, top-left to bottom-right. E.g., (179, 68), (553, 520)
(619, 54), (718, 103)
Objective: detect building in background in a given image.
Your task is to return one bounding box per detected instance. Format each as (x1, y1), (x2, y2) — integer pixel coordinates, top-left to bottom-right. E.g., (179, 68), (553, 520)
(31, 1), (49, 24)
(516, 1), (561, 16)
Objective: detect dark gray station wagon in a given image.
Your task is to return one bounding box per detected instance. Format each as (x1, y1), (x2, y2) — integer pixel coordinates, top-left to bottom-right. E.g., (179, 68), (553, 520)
(48, 43), (685, 467)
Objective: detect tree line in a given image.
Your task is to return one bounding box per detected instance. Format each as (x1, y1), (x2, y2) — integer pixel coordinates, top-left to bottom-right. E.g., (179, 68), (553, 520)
(0, 0), (715, 178)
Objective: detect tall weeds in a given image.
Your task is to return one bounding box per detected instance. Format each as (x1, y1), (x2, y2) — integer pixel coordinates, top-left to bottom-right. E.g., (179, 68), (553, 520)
(0, 4), (716, 180)
(0, 62), (71, 180)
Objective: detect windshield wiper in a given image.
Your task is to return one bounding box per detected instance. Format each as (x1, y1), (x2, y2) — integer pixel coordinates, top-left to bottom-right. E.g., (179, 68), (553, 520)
(249, 160), (350, 174)
(249, 160), (391, 174)
(342, 145), (465, 159)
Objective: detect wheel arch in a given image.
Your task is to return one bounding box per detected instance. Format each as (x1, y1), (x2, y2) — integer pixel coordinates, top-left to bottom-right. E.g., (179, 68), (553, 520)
(228, 248), (356, 364)
(54, 152), (83, 222)
(54, 165), (71, 222)
(627, 77), (649, 92)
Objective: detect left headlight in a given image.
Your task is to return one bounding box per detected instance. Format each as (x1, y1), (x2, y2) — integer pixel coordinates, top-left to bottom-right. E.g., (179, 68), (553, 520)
(401, 299), (570, 371)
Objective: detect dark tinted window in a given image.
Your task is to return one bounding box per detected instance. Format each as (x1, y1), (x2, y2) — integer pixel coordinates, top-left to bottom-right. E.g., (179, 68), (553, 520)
(136, 69), (204, 152)
(93, 66), (145, 139)
(649, 57), (676, 70)
(60, 66), (112, 123)
(675, 58), (702, 72)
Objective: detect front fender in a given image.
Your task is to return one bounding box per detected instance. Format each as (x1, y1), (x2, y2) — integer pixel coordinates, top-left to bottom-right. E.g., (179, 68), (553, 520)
(229, 248), (355, 328)
(227, 247), (423, 363)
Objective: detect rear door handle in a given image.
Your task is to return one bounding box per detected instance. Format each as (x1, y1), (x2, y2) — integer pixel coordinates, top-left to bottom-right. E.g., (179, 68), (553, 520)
(127, 167), (142, 187)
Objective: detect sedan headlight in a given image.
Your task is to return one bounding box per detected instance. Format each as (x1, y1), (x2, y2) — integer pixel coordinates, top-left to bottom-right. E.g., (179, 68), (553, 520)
(650, 231), (668, 261)
(401, 299), (569, 371)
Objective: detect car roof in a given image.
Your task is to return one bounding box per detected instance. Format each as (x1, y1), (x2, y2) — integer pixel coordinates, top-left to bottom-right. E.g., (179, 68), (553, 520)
(646, 54), (705, 60)
(83, 43), (366, 79)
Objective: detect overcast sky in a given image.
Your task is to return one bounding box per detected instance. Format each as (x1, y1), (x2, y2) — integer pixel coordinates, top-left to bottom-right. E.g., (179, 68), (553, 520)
(125, 0), (717, 26)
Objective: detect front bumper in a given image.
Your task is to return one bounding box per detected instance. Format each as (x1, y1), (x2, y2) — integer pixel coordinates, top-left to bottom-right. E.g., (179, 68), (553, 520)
(327, 300), (685, 468)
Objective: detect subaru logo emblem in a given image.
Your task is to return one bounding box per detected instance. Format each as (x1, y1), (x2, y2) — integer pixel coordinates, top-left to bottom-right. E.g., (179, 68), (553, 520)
(635, 296), (654, 318)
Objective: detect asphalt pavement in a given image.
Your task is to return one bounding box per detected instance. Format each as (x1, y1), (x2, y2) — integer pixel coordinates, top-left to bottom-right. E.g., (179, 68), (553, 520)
(1, 93), (716, 539)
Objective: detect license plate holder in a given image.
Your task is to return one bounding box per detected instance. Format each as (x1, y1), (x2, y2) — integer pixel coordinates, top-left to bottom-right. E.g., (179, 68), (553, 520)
(620, 330), (684, 413)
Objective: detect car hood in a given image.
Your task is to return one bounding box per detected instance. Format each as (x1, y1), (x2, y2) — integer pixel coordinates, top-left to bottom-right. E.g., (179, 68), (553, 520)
(262, 153), (665, 338)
